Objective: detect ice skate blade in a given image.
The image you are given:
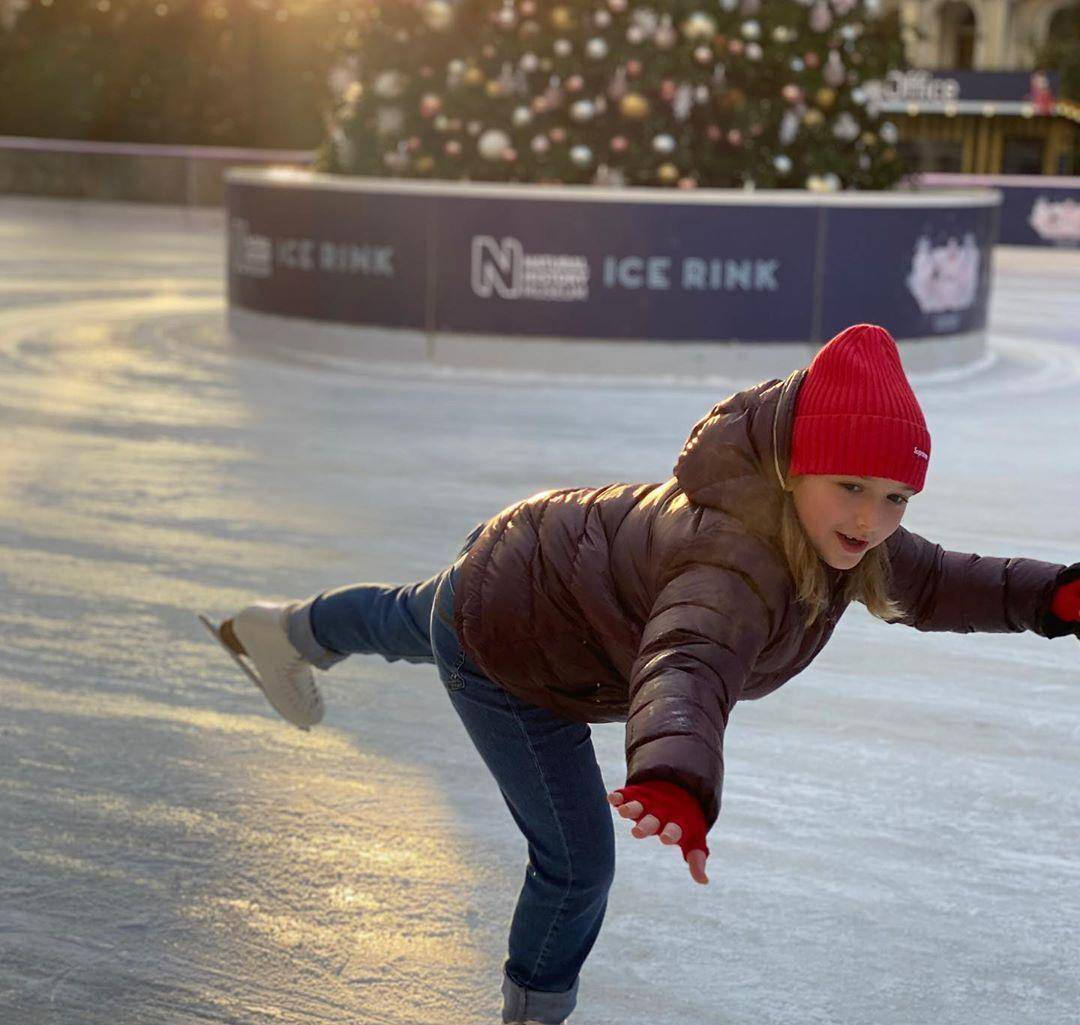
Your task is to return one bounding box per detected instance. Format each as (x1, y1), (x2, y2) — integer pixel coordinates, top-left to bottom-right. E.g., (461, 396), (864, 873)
(196, 612), (311, 732)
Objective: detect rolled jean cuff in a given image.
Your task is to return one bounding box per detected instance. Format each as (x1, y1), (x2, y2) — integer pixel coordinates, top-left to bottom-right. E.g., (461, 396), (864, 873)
(501, 968), (578, 1025)
(283, 595), (349, 671)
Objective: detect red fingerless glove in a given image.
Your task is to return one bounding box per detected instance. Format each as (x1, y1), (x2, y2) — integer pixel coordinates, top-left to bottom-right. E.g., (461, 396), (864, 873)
(613, 780), (709, 864)
(1050, 577), (1080, 623)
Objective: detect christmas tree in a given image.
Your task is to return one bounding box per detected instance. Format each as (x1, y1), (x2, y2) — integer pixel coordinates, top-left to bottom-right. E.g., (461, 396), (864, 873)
(316, 0), (907, 190)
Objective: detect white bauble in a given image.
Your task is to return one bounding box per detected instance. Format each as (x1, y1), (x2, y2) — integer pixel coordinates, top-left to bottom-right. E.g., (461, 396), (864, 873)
(422, 0), (455, 32)
(373, 71), (406, 99)
(879, 121), (898, 144)
(682, 12), (717, 39)
(531, 134), (551, 154)
(832, 111), (860, 141)
(626, 25), (646, 44)
(652, 133), (676, 154)
(570, 144), (594, 166)
(520, 52), (540, 73)
(478, 128), (511, 159)
(741, 19), (760, 39)
(821, 172), (841, 191)
(773, 154), (793, 174)
(594, 10), (612, 28)
(745, 42), (763, 60)
(586, 37), (609, 59)
(571, 99), (596, 121)
(512, 105), (533, 127)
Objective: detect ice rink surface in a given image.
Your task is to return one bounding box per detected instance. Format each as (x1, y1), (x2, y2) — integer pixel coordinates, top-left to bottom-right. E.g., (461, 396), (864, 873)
(0, 196), (1078, 1025)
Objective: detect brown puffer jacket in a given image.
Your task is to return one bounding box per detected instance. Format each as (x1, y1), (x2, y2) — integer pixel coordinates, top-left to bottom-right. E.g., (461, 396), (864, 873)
(452, 367), (1069, 831)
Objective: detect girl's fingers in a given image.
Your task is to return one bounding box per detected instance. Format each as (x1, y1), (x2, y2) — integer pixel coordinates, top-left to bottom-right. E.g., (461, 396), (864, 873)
(687, 849), (710, 885)
(617, 801), (643, 819)
(660, 823), (682, 844)
(631, 814), (660, 837)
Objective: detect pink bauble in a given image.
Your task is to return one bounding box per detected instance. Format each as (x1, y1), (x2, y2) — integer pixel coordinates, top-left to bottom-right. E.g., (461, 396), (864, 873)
(677, 176), (698, 189)
(610, 135), (629, 152)
(419, 94), (443, 118)
(659, 79), (677, 101)
(444, 139), (462, 156)
(727, 128), (743, 146)
(706, 124), (722, 141)
(550, 126), (567, 143)
(566, 74), (585, 92)
(781, 83), (803, 104)
(502, 147), (517, 162)
(728, 39), (744, 55)
(626, 59), (643, 76)
(804, 51), (821, 69)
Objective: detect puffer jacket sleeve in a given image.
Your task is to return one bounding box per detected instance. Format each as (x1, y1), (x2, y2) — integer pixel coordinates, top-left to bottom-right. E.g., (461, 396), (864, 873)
(624, 552), (781, 833)
(883, 526), (1068, 637)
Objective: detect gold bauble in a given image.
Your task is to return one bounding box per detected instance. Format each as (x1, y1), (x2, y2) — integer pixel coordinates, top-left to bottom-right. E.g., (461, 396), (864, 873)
(551, 5), (573, 30)
(620, 93), (650, 119)
(463, 66), (484, 86)
(860, 130), (877, 146)
(422, 0), (455, 32)
(815, 87), (836, 109)
(415, 156), (435, 174)
(657, 162), (680, 183)
(486, 80), (504, 98)
(803, 108), (825, 127)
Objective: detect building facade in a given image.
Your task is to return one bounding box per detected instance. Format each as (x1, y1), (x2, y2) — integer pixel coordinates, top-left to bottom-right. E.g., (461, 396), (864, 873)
(887, 0), (1079, 174)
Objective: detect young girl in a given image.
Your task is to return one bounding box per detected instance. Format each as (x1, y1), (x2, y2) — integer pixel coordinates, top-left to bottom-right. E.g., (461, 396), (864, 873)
(200, 322), (1080, 1025)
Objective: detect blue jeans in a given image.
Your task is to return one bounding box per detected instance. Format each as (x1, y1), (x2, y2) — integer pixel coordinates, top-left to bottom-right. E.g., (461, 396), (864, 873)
(283, 525), (615, 1025)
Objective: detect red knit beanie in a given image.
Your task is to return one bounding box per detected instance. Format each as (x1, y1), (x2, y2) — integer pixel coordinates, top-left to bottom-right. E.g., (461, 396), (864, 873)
(788, 324), (931, 494)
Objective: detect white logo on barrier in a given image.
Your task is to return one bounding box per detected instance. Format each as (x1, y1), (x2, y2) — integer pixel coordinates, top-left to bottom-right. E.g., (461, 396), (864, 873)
(471, 235), (590, 302)
(906, 233), (980, 316)
(1028, 197), (1080, 244)
(232, 218), (273, 278)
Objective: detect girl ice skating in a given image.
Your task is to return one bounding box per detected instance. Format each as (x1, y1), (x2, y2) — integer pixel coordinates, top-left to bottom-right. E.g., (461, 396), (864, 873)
(200, 322), (1080, 1025)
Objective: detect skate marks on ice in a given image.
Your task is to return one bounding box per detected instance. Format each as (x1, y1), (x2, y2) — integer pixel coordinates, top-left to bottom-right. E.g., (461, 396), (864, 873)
(0, 675), (493, 1025)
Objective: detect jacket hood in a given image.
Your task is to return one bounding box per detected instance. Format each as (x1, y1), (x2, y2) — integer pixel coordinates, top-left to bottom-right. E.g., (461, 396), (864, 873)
(674, 367), (808, 537)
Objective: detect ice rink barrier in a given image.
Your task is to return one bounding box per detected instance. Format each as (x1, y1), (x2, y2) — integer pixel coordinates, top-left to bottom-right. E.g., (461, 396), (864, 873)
(920, 173), (1080, 250)
(226, 168), (1000, 379)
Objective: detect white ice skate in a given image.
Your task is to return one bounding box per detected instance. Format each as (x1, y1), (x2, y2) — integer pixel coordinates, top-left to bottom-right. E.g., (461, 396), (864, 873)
(197, 603), (324, 730)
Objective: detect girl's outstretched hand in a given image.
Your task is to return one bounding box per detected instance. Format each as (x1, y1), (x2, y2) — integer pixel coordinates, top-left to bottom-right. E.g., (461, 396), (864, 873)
(608, 782), (710, 885)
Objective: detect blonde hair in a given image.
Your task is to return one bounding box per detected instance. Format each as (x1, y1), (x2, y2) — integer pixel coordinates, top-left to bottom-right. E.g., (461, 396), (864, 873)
(777, 485), (908, 629)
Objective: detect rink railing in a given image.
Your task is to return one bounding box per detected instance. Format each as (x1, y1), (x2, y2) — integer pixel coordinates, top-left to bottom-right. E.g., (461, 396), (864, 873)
(225, 167), (1000, 377)
(0, 135), (315, 206)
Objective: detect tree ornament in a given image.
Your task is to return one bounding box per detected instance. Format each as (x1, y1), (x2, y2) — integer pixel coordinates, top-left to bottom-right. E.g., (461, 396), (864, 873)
(531, 134), (551, 154)
(610, 135), (629, 152)
(815, 87), (836, 108)
(659, 79), (677, 101)
(823, 50), (845, 87)
(419, 94), (443, 118)
(773, 154), (793, 174)
(879, 121), (899, 145)
(741, 20), (761, 39)
(620, 93), (650, 118)
(745, 42), (763, 60)
(832, 110), (860, 140)
(655, 17), (678, 49)
(554, 38), (573, 57)
(728, 38), (744, 55)
(803, 107), (825, 127)
(422, 0), (455, 32)
(809, 3), (832, 32)
(444, 139), (462, 157)
(571, 99), (596, 121)
(706, 124), (723, 141)
(790, 57), (805, 72)
(485, 80), (504, 98)
(566, 74), (585, 91)
(693, 45), (714, 64)
(415, 155), (435, 174)
(570, 144), (593, 166)
(652, 133), (676, 154)
(375, 106), (405, 136)
(772, 25), (796, 43)
(682, 12), (717, 39)
(781, 83), (804, 104)
(586, 37), (609, 59)
(851, 86), (868, 106)
(727, 128), (743, 146)
(594, 10), (612, 28)
(779, 109), (801, 144)
(374, 71), (407, 99)
(478, 129), (511, 159)
(626, 59), (643, 76)
(463, 66), (484, 86)
(512, 105), (533, 127)
(520, 52), (540, 73)
(804, 51), (821, 69)
(549, 126), (568, 143)
(495, 6), (517, 30)
(626, 25), (646, 44)
(608, 0), (627, 11)
(832, 0), (858, 13)
(821, 172), (841, 190)
(657, 162), (680, 183)
(551, 5), (573, 30)
(678, 177), (698, 189)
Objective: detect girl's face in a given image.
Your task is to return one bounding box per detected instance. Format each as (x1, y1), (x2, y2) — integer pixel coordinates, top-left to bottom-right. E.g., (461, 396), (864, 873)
(787, 474), (915, 570)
